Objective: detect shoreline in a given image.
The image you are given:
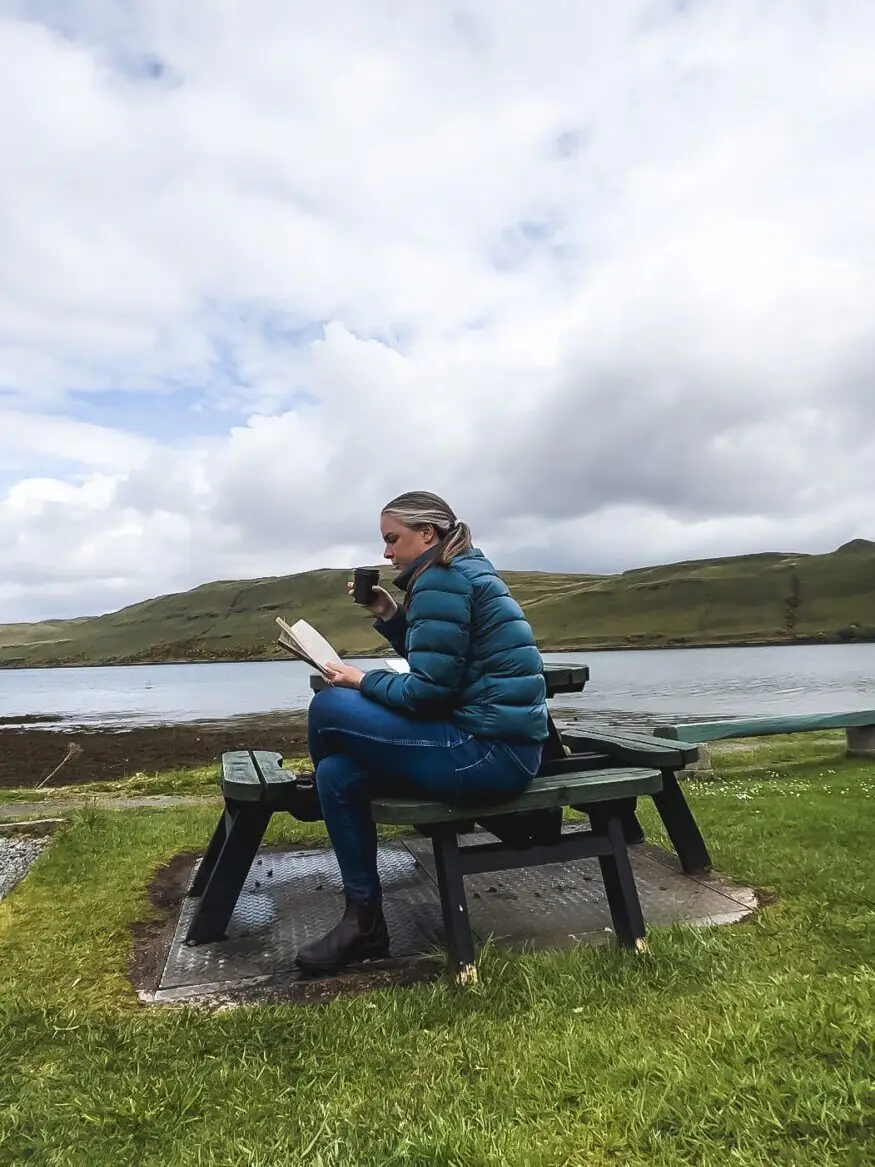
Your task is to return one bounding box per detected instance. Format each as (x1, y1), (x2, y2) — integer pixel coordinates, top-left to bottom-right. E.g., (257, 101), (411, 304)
(0, 712), (311, 790)
(0, 706), (664, 790)
(2, 632), (873, 671)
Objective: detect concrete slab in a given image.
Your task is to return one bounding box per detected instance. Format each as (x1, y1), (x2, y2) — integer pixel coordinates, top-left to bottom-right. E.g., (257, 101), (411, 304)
(150, 832), (757, 1005)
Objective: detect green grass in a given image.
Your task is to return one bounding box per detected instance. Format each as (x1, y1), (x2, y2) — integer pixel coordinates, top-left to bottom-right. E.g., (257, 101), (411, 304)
(2, 540), (874, 666)
(0, 758), (316, 806)
(0, 766), (220, 805)
(708, 729), (857, 774)
(1, 743), (873, 1165)
(0, 731), (850, 808)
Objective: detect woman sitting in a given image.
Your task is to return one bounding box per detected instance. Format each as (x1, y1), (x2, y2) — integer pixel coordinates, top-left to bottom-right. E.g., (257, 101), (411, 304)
(296, 490), (548, 975)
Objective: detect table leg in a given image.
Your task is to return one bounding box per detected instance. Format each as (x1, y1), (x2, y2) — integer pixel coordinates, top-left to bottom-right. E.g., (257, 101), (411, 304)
(184, 803), (272, 945)
(431, 828), (478, 986)
(617, 797), (645, 845)
(590, 806), (646, 949)
(653, 768), (712, 875)
(187, 808), (229, 897)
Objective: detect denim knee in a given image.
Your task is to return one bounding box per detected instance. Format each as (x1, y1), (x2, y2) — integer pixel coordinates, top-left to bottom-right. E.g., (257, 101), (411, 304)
(309, 686), (354, 759)
(309, 685), (356, 726)
(315, 753), (368, 806)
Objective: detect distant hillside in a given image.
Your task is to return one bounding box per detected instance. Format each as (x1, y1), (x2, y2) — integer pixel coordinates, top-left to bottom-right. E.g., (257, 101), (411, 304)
(1, 540), (874, 668)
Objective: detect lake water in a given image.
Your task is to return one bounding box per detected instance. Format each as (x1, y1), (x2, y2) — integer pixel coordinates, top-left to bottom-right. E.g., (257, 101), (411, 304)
(1, 644), (874, 729)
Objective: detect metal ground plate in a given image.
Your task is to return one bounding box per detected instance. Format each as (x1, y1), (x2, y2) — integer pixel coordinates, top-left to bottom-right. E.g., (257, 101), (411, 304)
(156, 833), (756, 1001)
(406, 832), (756, 948)
(162, 842), (443, 990)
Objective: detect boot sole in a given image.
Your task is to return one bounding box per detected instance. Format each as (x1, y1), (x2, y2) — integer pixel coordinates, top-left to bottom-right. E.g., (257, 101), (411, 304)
(295, 937), (391, 976)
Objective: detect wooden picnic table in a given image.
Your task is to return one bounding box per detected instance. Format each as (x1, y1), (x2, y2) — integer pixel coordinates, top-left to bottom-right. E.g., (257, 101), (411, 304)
(308, 661), (711, 875)
(183, 658), (713, 980)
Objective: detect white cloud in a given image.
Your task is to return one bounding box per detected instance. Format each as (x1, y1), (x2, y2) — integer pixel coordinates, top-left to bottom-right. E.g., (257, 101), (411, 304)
(1, 0), (874, 620)
(0, 410), (154, 473)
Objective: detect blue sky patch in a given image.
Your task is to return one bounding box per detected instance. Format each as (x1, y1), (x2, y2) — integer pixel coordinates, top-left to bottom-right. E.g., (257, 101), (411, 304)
(68, 387), (234, 443)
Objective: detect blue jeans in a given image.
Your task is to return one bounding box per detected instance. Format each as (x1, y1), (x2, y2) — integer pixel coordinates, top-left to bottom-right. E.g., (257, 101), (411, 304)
(307, 687), (543, 903)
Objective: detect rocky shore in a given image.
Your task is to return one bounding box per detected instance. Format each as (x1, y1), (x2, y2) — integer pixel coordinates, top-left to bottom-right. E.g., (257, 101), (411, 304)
(0, 706), (660, 791)
(0, 712), (310, 789)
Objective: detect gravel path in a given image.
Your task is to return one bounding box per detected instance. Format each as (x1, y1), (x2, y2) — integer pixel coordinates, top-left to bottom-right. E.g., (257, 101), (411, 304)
(0, 835), (50, 900)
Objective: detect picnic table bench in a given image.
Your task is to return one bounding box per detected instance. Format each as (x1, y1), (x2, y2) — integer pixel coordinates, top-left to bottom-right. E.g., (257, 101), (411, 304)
(185, 663), (712, 982)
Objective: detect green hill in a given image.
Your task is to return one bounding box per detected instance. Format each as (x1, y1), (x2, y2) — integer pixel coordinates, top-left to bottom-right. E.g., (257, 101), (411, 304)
(2, 540), (874, 668)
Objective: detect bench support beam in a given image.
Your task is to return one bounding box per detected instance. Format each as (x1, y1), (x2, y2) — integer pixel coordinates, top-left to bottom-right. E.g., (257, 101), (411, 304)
(589, 809), (647, 949)
(562, 732), (710, 875)
(184, 803), (272, 945)
(188, 809), (230, 898)
(432, 830), (478, 986)
(651, 769), (713, 876)
(431, 802), (649, 983)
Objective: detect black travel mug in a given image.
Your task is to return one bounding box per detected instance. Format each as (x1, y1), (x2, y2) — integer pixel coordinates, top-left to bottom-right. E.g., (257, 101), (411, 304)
(353, 567), (380, 605)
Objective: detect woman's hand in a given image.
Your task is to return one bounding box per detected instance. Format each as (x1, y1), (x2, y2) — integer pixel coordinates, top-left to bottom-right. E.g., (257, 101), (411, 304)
(346, 580), (398, 622)
(323, 662), (365, 689)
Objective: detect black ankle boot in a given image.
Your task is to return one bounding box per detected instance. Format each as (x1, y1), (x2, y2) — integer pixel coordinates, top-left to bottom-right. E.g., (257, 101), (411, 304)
(295, 896), (390, 975)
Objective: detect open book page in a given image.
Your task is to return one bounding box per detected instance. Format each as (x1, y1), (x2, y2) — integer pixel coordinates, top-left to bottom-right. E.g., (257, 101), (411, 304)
(275, 617), (344, 678)
(275, 616), (411, 678)
(382, 658), (410, 673)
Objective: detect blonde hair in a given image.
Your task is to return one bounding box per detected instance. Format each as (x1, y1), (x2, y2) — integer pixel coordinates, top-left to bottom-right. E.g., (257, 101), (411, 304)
(381, 490), (473, 565)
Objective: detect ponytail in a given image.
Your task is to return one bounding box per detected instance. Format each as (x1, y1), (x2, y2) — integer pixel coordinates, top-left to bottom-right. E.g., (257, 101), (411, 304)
(437, 520), (473, 565)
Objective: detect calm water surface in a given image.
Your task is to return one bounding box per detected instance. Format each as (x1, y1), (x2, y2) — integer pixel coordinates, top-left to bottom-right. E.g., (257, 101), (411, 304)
(1, 644), (874, 728)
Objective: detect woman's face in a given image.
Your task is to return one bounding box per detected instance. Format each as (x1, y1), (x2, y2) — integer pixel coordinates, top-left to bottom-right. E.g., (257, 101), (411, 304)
(380, 513), (439, 569)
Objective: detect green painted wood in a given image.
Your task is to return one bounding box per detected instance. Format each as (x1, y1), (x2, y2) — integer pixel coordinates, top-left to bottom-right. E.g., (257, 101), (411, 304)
(252, 751), (292, 805)
(563, 727), (698, 768)
(655, 709), (875, 744)
(221, 750), (292, 801)
(221, 751), (265, 801)
(606, 729), (699, 762)
(370, 766), (662, 825)
(543, 664), (590, 695)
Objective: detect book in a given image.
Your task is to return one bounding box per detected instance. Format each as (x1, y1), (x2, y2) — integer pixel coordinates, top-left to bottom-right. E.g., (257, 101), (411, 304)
(275, 616), (410, 678)
(275, 616), (343, 677)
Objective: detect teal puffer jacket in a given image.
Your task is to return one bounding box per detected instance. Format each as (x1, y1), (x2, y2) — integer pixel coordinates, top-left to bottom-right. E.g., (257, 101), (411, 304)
(358, 547), (548, 742)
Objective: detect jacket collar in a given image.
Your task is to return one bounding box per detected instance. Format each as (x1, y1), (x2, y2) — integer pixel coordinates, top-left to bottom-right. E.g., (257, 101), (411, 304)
(394, 545), (442, 592)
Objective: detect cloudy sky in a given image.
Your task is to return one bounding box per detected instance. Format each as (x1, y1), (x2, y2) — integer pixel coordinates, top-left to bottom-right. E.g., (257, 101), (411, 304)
(2, 1), (874, 622)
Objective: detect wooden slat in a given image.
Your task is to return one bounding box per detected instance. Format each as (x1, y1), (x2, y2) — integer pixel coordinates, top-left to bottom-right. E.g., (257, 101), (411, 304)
(221, 751), (264, 802)
(251, 751), (294, 806)
(594, 730), (688, 754)
(538, 752), (612, 776)
(656, 709), (875, 744)
(371, 765), (662, 825)
(543, 664), (590, 696)
(543, 665), (569, 690)
(563, 727), (699, 768)
(221, 750), (294, 802)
